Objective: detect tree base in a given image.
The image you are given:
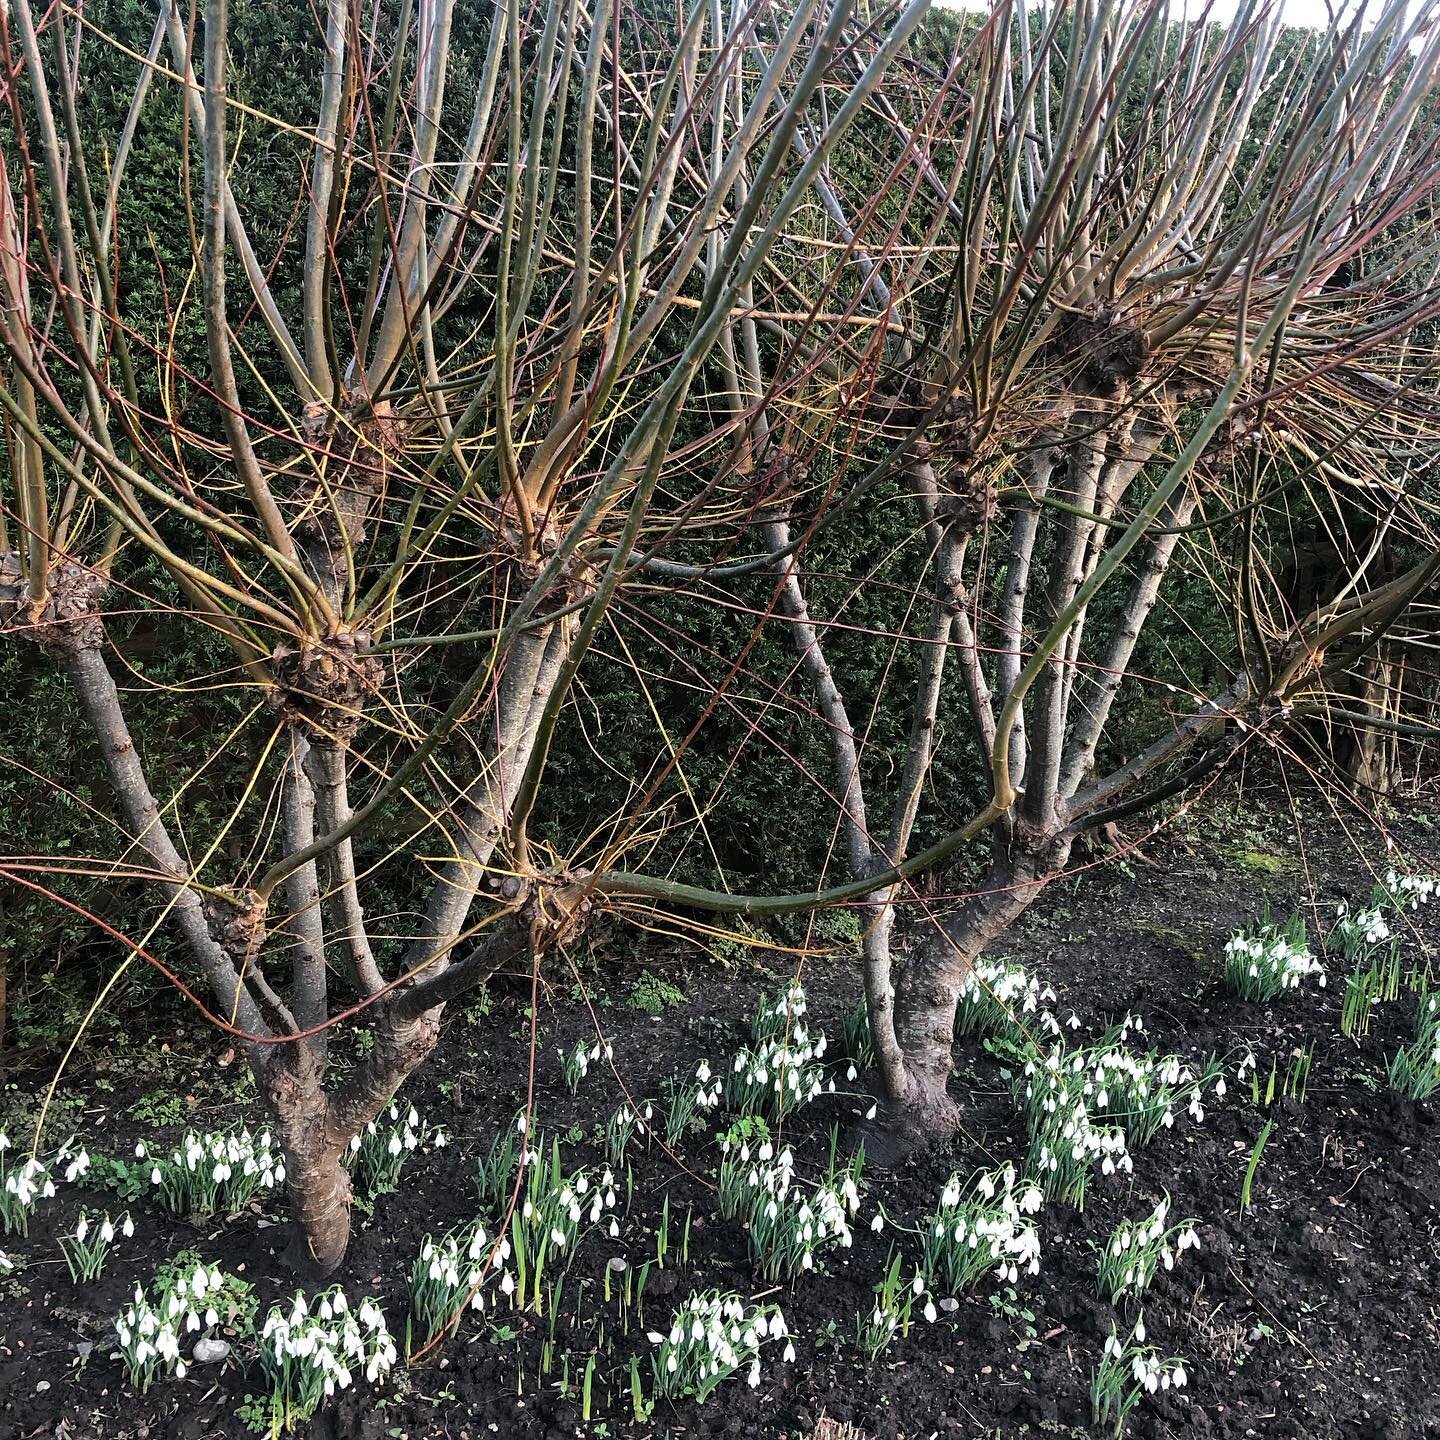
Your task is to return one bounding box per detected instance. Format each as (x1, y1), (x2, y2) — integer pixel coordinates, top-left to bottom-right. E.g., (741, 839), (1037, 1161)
(858, 1083), (964, 1169)
(283, 1209), (351, 1277)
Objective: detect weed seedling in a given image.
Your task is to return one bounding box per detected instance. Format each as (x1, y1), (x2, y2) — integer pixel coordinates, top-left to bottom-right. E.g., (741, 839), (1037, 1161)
(1240, 1119), (1274, 1216)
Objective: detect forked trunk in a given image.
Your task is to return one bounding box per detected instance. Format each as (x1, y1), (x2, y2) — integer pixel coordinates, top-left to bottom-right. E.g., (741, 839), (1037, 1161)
(881, 849), (1058, 1155)
(265, 1011), (443, 1274)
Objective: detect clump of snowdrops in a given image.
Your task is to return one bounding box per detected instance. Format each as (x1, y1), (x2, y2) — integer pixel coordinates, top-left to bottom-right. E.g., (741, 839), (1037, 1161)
(716, 1129), (863, 1282)
(1388, 990), (1440, 1100)
(140, 1125), (285, 1217)
(507, 1138), (619, 1313)
(474, 1110), (534, 1212)
(1333, 872), (1436, 1026)
(113, 1261), (238, 1392)
(920, 1161), (1043, 1294)
(256, 1287), (396, 1433)
(1009, 1047), (1133, 1206)
(604, 1098), (656, 1173)
(409, 1221), (513, 1345)
(561, 1035), (614, 1094)
(955, 959), (1062, 1041)
(1082, 1017), (1223, 1144)
(648, 1291), (791, 1402)
(60, 1207), (135, 1282)
(1095, 1196), (1199, 1302)
(1009, 1018), (1224, 1206)
(664, 1059), (723, 1144)
(1091, 1313), (1188, 1435)
(724, 983), (831, 1120)
(1383, 867), (1439, 912)
(345, 1101), (447, 1201)
(842, 995), (877, 1069)
(1223, 912), (1323, 1001)
(1332, 897), (1395, 962)
(855, 1251), (923, 1359)
(0, 1133), (58, 1236)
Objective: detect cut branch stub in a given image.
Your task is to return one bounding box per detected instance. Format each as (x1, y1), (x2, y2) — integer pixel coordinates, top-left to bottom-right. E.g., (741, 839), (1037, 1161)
(478, 868), (596, 955)
(294, 399), (408, 591)
(202, 887), (269, 969)
(928, 386), (976, 464)
(1049, 306), (1149, 398)
(934, 469), (997, 535)
(753, 444), (811, 521)
(0, 560), (106, 654)
(271, 630), (384, 746)
(494, 499), (596, 612)
(840, 372), (927, 437)
(523, 870), (596, 954)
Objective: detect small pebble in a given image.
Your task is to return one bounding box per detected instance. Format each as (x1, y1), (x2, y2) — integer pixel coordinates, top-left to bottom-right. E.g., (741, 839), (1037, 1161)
(192, 1337), (230, 1364)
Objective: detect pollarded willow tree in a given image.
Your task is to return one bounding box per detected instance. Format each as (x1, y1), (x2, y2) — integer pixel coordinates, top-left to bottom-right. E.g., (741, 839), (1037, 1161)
(0, 0), (939, 1268)
(4, 0), (1440, 1274)
(607, 0), (1440, 1141)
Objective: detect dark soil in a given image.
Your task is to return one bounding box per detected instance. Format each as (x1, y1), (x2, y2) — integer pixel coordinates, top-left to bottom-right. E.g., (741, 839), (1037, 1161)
(1, 785), (1438, 1440)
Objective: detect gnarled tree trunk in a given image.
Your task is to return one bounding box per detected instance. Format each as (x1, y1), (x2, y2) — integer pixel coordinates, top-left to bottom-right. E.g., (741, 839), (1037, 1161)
(885, 844), (1060, 1148)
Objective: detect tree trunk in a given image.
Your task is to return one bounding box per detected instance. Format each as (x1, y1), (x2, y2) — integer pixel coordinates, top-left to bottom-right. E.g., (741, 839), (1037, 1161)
(270, 1062), (353, 1275)
(269, 1008), (444, 1274)
(882, 849), (1055, 1154)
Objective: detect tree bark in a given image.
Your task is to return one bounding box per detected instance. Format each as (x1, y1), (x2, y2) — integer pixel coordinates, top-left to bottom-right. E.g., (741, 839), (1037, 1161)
(883, 846), (1056, 1150)
(62, 643), (271, 1050)
(271, 1003), (447, 1273)
(268, 1055), (353, 1275)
